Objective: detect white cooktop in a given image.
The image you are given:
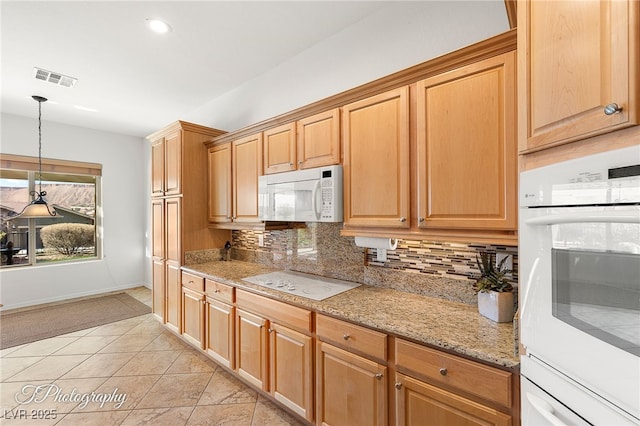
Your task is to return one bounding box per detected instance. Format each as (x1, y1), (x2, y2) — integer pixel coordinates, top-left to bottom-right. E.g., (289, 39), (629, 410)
(242, 270), (360, 301)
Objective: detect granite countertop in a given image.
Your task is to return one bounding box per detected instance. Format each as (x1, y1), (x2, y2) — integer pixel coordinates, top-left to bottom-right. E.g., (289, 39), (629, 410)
(183, 260), (519, 369)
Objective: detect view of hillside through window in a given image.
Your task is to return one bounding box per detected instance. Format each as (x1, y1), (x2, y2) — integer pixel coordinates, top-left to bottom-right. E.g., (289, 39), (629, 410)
(0, 169), (98, 267)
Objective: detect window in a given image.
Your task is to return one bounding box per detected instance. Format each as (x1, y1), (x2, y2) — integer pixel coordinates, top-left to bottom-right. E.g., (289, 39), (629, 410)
(0, 154), (102, 268)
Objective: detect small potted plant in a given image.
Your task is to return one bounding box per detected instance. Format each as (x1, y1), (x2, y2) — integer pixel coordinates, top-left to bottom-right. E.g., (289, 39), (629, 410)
(474, 252), (514, 322)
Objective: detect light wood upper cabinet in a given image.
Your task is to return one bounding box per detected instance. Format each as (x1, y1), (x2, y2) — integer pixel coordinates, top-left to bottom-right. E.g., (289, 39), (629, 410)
(264, 123), (296, 174)
(151, 137), (165, 197)
(208, 134), (262, 225)
(342, 87), (410, 228)
(207, 143), (232, 223)
(233, 134), (263, 222)
(297, 108), (341, 169)
(416, 51), (517, 231)
(519, 0), (639, 153)
(151, 130), (182, 197)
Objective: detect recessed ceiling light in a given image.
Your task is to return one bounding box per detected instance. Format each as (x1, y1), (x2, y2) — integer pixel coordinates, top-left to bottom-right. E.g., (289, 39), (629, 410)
(146, 18), (172, 34)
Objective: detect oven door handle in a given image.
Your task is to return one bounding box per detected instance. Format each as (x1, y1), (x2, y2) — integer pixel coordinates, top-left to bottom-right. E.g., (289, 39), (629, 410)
(525, 210), (640, 226)
(526, 392), (568, 426)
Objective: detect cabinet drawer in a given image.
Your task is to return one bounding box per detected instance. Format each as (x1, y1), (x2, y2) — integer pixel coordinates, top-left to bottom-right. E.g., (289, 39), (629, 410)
(182, 271), (204, 292)
(395, 338), (512, 408)
(205, 279), (234, 303)
(236, 289), (312, 334)
(316, 314), (387, 362)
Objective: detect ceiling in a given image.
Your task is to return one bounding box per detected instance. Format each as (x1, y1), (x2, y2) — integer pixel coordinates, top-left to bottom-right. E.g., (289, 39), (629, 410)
(1, 1), (395, 138)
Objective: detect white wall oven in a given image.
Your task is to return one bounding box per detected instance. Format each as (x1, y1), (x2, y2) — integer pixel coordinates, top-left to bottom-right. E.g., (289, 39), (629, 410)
(519, 145), (640, 425)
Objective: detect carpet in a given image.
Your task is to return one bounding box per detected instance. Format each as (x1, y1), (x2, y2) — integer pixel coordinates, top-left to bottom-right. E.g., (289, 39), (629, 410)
(0, 293), (152, 349)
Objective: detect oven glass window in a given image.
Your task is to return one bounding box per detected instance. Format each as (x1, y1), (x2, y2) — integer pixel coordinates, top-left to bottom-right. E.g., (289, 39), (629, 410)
(551, 222), (640, 356)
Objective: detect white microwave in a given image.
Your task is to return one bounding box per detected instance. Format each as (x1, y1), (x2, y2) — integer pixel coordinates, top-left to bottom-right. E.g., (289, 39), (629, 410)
(258, 165), (343, 222)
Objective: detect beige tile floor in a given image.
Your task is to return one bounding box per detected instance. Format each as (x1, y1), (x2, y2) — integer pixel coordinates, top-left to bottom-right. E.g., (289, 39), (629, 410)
(0, 287), (303, 425)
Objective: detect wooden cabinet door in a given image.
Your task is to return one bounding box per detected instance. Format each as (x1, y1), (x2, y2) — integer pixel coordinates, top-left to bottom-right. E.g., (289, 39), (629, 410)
(233, 134), (263, 222)
(316, 341), (387, 426)
(151, 137), (165, 196)
(269, 322), (313, 422)
(342, 87), (410, 228)
(416, 52), (517, 230)
(394, 372), (511, 426)
(152, 258), (165, 322)
(236, 308), (269, 391)
(164, 130), (182, 195)
(165, 197), (181, 263)
(520, 0), (638, 152)
(165, 261), (181, 334)
(151, 198), (165, 258)
(207, 143), (232, 223)
(206, 297), (235, 369)
(182, 287), (205, 349)
(264, 123), (296, 174)
(297, 109), (341, 169)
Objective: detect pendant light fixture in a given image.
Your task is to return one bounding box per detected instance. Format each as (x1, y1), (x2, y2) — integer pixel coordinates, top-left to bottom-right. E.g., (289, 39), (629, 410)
(9, 96), (60, 220)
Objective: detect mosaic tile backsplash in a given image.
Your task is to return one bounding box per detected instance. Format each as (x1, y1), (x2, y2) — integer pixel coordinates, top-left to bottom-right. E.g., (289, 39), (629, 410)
(229, 223), (517, 306)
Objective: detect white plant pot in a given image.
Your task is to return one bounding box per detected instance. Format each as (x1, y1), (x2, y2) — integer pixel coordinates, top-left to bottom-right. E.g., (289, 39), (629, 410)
(477, 291), (514, 323)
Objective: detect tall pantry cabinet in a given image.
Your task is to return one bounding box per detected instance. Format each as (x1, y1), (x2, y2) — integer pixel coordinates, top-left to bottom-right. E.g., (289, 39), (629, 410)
(148, 121), (227, 332)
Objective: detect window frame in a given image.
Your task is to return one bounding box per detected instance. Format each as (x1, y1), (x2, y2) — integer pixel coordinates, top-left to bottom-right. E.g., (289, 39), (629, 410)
(1, 154), (103, 268)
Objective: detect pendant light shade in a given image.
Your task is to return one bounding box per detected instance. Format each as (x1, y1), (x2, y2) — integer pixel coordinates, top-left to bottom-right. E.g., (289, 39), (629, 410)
(9, 96), (61, 220)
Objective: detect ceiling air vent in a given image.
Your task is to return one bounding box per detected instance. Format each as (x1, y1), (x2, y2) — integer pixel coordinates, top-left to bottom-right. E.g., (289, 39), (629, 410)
(33, 67), (77, 88)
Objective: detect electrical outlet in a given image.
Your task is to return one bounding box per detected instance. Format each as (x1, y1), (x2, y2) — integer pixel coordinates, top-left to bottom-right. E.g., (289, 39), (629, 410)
(496, 253), (513, 272)
(258, 234), (264, 247)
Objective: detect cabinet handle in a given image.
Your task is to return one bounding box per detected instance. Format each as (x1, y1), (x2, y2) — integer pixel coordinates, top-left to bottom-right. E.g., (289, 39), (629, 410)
(298, 161), (303, 165)
(289, 162), (293, 166)
(343, 334), (350, 340)
(214, 289), (220, 293)
(268, 328), (273, 333)
(604, 103), (623, 115)
(399, 217), (406, 222)
(395, 382), (402, 390)
(418, 217), (425, 222)
(375, 373), (383, 380)
(439, 367), (448, 376)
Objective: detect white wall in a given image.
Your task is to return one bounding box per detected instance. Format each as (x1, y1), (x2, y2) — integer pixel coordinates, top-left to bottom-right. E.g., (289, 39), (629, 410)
(0, 113), (150, 309)
(186, 1), (509, 131)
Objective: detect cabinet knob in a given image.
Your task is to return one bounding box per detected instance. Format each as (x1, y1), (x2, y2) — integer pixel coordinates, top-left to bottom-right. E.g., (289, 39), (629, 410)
(268, 328), (273, 333)
(399, 217), (407, 222)
(375, 373), (383, 380)
(418, 217), (425, 222)
(604, 103), (623, 115)
(395, 382), (402, 390)
(289, 162), (294, 166)
(439, 367), (448, 376)
(343, 334), (350, 341)
(298, 161), (303, 165)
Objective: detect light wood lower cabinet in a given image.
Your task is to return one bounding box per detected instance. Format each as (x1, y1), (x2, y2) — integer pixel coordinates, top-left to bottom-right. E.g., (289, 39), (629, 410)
(316, 314), (388, 426)
(269, 322), (313, 420)
(235, 290), (314, 422)
(206, 297), (235, 369)
(169, 277), (520, 426)
(316, 341), (387, 426)
(394, 372), (511, 426)
(165, 262), (181, 333)
(182, 287), (205, 349)
(394, 338), (516, 425)
(205, 278), (235, 369)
